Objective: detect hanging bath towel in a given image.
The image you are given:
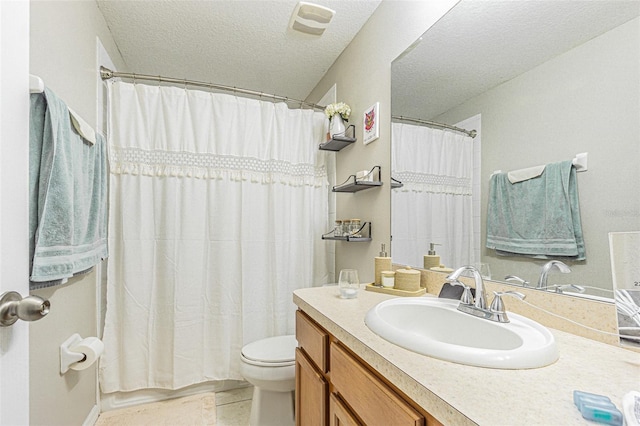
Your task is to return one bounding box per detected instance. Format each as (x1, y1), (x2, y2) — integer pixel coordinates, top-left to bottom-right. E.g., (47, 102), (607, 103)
(29, 88), (108, 288)
(486, 160), (585, 260)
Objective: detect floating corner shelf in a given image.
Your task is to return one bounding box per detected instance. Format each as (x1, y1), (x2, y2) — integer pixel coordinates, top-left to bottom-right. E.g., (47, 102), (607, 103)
(322, 221), (372, 242)
(319, 125), (356, 151)
(333, 166), (383, 193)
(391, 177), (403, 189)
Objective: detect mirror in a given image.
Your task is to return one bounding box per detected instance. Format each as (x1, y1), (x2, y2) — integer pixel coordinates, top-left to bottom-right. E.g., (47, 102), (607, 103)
(391, 0), (640, 298)
(609, 231), (640, 347)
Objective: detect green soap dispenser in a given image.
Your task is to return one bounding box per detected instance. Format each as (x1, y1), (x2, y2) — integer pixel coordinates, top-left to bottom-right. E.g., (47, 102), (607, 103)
(423, 243), (441, 269)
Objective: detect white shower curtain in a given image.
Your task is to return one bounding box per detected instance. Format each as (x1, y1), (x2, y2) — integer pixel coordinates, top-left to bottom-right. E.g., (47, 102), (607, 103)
(391, 122), (474, 269)
(100, 82), (332, 393)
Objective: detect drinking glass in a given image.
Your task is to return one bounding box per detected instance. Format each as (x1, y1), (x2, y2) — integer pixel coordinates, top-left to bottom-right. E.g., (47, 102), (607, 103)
(338, 269), (359, 299)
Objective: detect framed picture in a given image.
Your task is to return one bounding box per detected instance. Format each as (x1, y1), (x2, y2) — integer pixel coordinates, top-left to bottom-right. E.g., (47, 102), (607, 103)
(363, 102), (379, 145)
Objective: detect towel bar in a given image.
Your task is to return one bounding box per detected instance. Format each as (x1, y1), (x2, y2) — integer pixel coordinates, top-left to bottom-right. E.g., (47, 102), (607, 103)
(490, 152), (588, 179)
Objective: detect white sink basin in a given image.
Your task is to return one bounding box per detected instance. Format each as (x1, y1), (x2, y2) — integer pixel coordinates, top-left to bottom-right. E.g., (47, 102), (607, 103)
(365, 297), (558, 369)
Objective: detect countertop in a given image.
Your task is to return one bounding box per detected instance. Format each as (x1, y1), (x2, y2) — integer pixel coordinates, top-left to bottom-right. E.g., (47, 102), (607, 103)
(293, 285), (640, 425)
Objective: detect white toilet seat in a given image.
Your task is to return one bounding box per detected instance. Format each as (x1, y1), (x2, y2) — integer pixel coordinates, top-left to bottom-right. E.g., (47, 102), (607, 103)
(240, 334), (297, 426)
(241, 354), (295, 368)
(241, 334), (297, 367)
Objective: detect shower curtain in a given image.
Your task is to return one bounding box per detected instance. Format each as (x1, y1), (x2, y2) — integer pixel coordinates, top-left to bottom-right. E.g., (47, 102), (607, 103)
(100, 81), (332, 393)
(391, 122), (474, 269)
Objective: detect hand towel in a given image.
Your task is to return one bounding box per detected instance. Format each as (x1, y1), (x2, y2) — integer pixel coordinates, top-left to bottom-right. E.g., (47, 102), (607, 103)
(29, 88), (108, 288)
(486, 160), (585, 260)
(507, 165), (546, 183)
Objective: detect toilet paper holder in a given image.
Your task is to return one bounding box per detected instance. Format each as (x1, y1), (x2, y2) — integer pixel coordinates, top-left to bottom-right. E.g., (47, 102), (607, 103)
(60, 333), (103, 374)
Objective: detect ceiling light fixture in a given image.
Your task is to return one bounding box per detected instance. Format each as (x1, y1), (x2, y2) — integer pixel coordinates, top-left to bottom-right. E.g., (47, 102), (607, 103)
(288, 2), (335, 36)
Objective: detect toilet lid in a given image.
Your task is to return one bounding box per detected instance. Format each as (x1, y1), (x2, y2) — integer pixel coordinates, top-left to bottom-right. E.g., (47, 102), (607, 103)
(241, 335), (297, 364)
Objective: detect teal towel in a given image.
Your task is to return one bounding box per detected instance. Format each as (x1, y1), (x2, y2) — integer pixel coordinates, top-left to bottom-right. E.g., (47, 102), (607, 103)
(29, 88), (108, 288)
(486, 160), (585, 260)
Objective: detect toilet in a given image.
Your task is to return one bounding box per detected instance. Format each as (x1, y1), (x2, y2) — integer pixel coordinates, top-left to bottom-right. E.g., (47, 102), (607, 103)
(240, 334), (297, 426)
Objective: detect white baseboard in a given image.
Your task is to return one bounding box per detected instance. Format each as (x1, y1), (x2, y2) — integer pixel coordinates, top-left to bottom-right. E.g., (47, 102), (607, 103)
(83, 404), (100, 426)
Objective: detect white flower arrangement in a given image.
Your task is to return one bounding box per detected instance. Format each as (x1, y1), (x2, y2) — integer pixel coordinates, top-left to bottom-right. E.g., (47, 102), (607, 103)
(324, 102), (351, 121)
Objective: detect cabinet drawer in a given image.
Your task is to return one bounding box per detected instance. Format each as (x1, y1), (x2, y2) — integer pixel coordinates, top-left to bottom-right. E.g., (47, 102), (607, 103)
(296, 310), (329, 373)
(330, 342), (424, 426)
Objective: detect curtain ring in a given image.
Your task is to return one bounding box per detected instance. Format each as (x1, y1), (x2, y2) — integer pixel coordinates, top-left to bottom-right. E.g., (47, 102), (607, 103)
(132, 73), (136, 85)
(157, 75), (161, 87)
(183, 78), (188, 90)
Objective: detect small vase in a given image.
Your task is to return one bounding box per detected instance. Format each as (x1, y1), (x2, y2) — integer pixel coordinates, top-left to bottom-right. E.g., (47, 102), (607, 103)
(329, 114), (346, 137)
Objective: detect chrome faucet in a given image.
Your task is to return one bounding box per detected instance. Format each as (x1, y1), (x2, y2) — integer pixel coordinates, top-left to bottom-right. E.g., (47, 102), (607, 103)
(446, 265), (525, 323)
(537, 260), (571, 289)
(446, 265), (487, 309)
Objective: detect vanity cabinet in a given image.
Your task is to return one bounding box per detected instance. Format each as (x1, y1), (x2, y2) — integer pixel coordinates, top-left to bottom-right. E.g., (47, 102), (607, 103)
(296, 348), (328, 426)
(295, 310), (330, 426)
(295, 310), (441, 426)
(329, 393), (360, 426)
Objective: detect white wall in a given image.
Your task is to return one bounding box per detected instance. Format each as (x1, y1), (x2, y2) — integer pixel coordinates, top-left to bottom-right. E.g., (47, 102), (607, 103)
(29, 1), (125, 424)
(436, 17), (640, 291)
(307, 0), (458, 282)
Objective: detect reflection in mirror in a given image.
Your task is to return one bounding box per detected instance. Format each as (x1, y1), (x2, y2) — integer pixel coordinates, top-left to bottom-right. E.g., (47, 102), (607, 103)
(391, 0), (640, 298)
(610, 232), (640, 348)
(391, 120), (477, 271)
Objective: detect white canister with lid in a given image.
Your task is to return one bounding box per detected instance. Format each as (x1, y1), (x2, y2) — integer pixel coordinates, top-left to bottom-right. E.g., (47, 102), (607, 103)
(394, 266), (421, 291)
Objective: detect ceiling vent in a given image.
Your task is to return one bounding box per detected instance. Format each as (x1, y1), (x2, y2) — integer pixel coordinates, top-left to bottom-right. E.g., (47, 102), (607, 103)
(289, 2), (335, 36)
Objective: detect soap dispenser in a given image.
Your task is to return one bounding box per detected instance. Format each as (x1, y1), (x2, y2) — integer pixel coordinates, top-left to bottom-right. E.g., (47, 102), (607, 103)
(423, 243), (441, 269)
(374, 244), (392, 286)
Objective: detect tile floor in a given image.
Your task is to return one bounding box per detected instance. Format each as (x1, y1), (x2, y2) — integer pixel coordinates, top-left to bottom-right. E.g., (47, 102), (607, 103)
(95, 386), (253, 426)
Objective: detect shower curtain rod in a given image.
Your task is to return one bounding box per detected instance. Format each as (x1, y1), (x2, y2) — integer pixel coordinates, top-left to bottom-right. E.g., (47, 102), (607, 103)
(99, 66), (325, 111)
(392, 115), (477, 138)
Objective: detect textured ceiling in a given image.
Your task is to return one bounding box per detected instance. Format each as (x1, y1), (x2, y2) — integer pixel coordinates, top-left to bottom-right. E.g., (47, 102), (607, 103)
(97, 0), (381, 102)
(392, 0), (640, 120)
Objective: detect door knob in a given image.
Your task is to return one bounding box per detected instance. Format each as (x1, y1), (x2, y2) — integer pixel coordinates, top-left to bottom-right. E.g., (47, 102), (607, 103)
(0, 291), (50, 327)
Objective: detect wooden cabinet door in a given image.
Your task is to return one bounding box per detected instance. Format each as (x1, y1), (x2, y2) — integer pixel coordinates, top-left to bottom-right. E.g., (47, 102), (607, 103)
(295, 347), (328, 426)
(331, 342), (425, 426)
(329, 393), (362, 426)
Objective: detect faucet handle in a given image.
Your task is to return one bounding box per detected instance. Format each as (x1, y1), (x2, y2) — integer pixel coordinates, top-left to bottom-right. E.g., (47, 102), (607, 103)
(504, 275), (530, 287)
(489, 291), (526, 313)
(449, 280), (474, 305)
(553, 284), (585, 294)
